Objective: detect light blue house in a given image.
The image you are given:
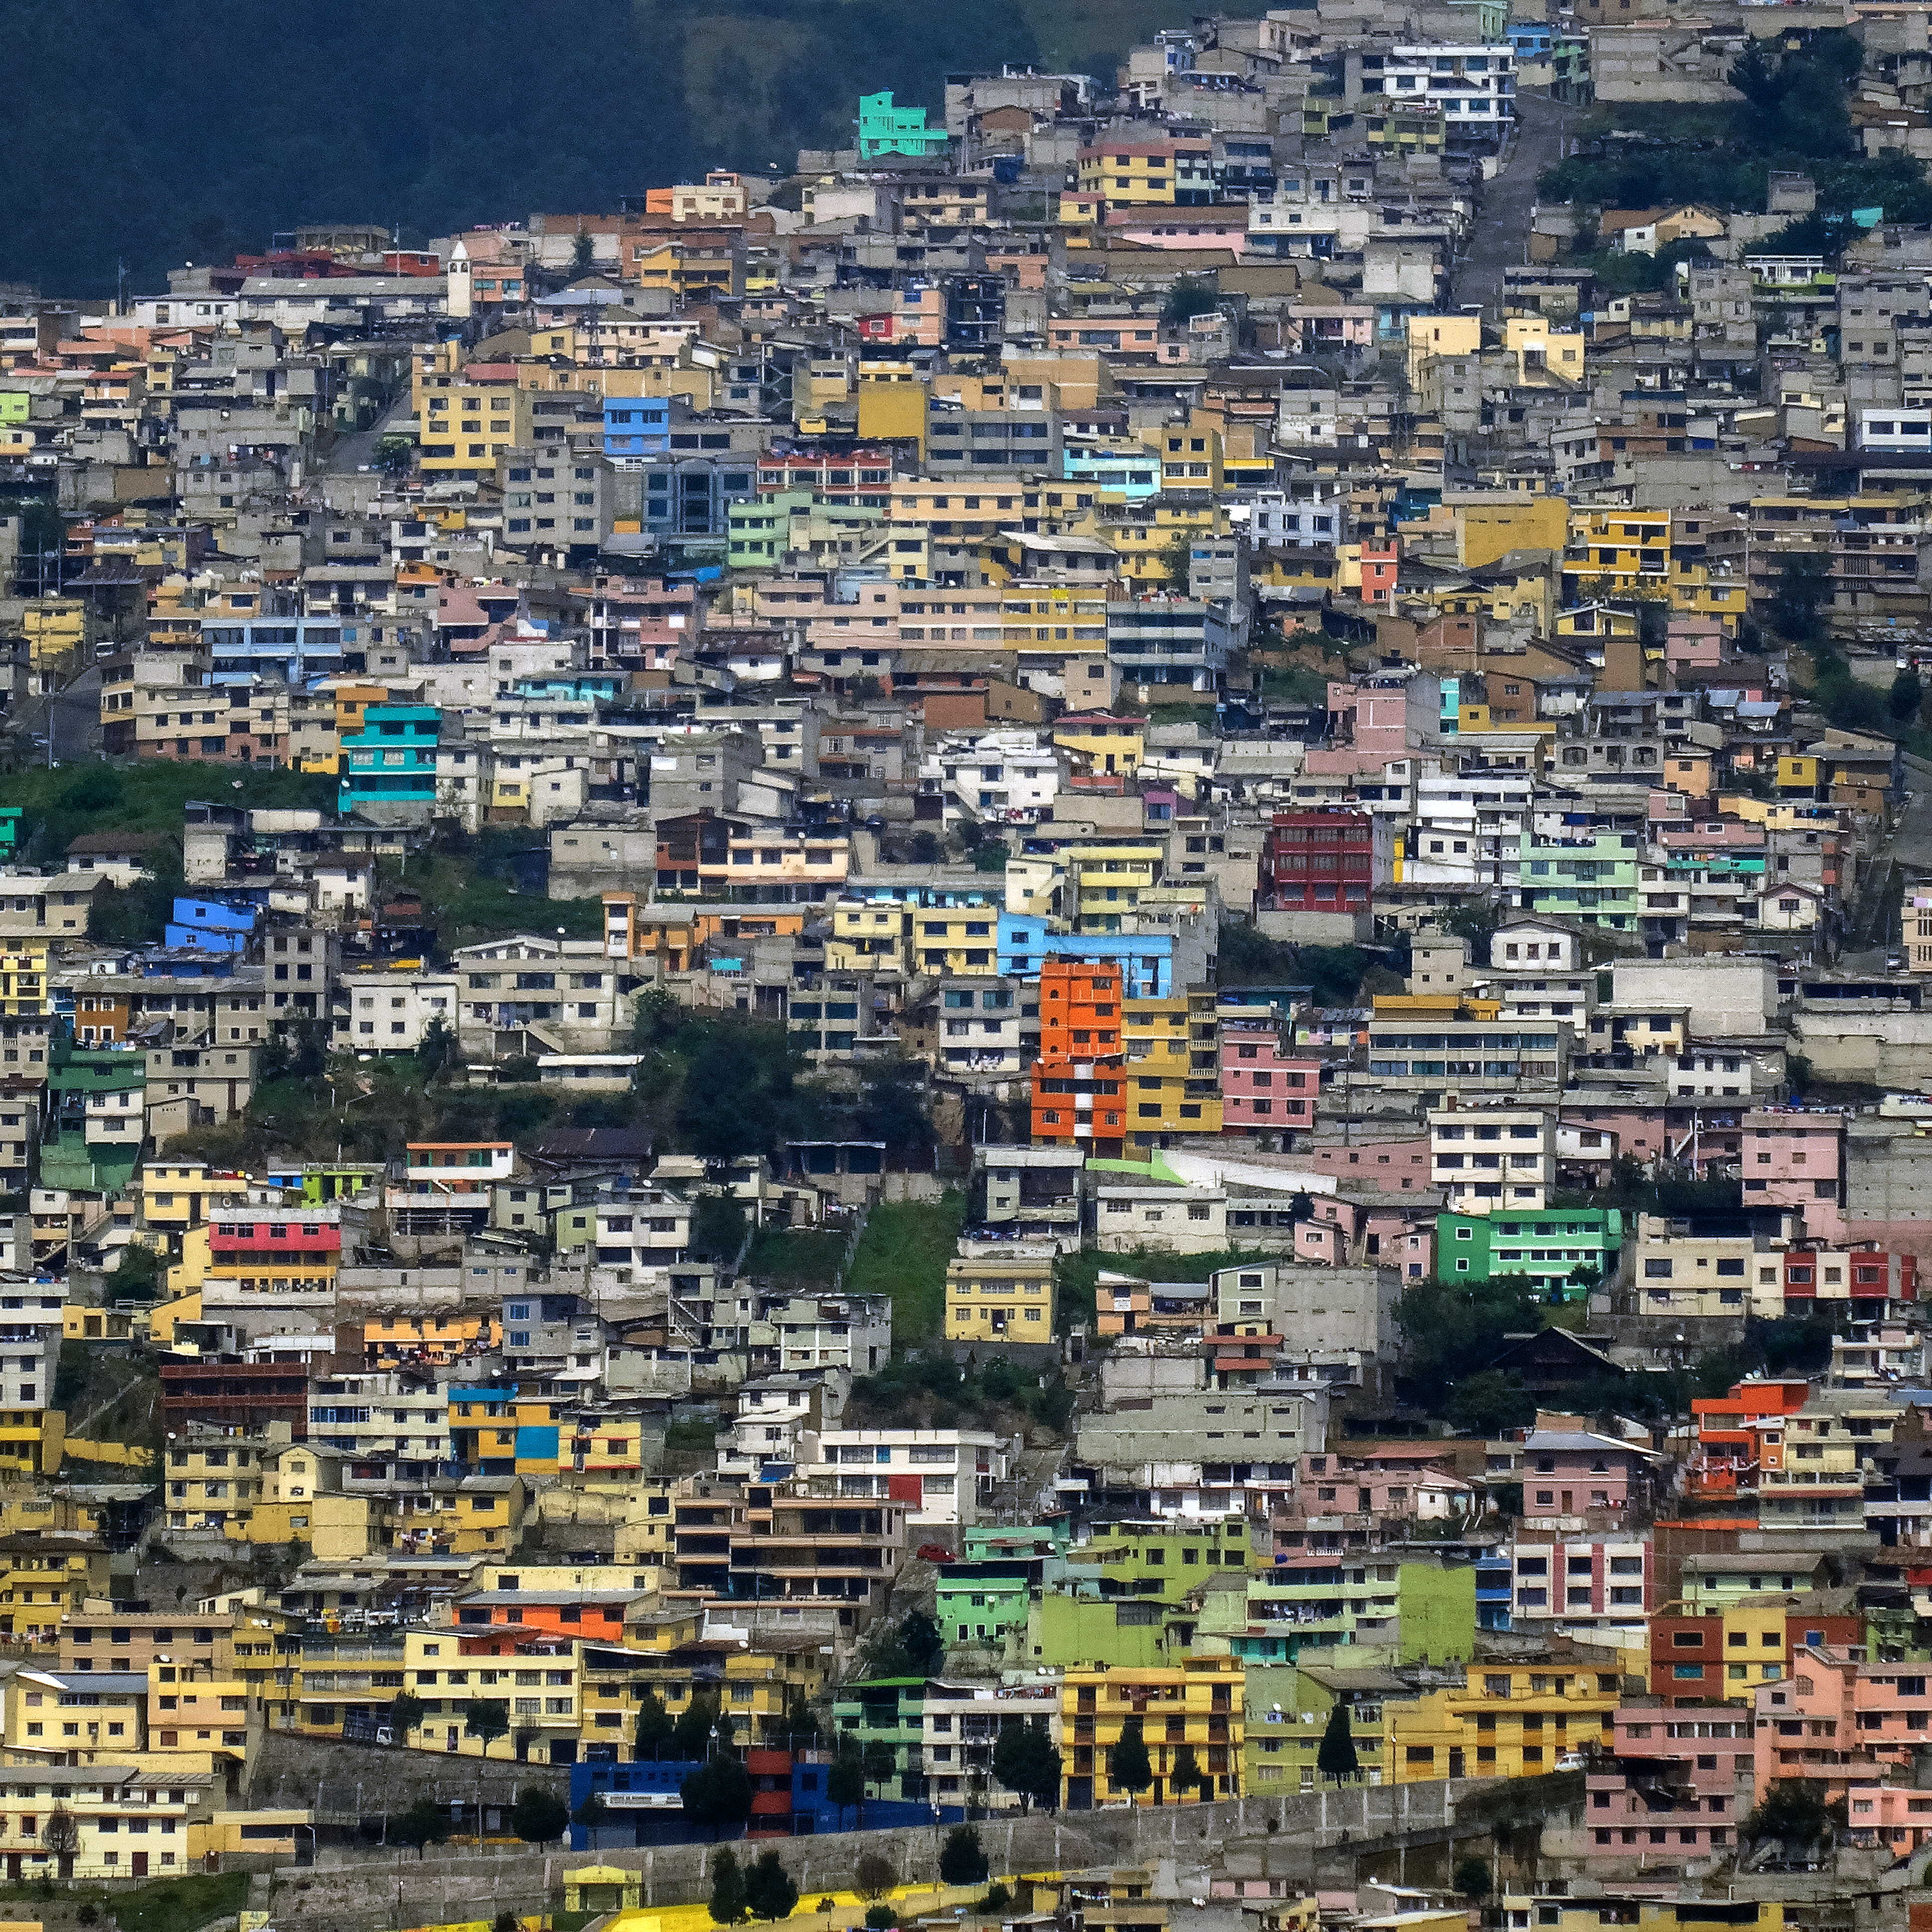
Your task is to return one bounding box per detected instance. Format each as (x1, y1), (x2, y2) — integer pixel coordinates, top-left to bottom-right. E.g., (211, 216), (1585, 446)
(996, 917), (1180, 997)
(604, 396), (671, 465)
(341, 704), (440, 818)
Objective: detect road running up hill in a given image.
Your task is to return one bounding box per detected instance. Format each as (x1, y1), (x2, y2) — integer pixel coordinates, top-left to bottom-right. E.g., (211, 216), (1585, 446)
(1452, 90), (1571, 322)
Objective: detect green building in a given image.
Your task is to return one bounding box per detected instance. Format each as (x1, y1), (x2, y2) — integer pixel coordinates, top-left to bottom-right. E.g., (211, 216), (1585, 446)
(1065, 1515), (1253, 1596)
(0, 808), (20, 856)
(1519, 825), (1642, 929)
(726, 489), (883, 571)
(41, 1040), (147, 1194)
(1437, 1207), (1622, 1296)
(1243, 1661), (1409, 1796)
(1210, 1558), (1476, 1665)
(857, 92), (951, 161)
(937, 1527), (1070, 1650)
(1027, 1592), (1194, 1669)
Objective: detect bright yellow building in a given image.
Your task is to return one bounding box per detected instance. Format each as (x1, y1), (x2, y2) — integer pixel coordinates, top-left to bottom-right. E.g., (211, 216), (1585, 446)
(908, 907), (1003, 976)
(1051, 715), (1145, 778)
(417, 379), (534, 477)
(1121, 990), (1223, 1144)
(1061, 1657), (1244, 1807)
(0, 947), (46, 1018)
(945, 1247), (1056, 1343)
(1388, 1654), (1621, 1781)
(827, 900), (912, 976)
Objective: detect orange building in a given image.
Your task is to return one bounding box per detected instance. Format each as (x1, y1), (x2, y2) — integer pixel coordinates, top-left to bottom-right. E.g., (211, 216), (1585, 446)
(1031, 959), (1127, 1158)
(1685, 1378), (1809, 1512)
(73, 986), (131, 1045)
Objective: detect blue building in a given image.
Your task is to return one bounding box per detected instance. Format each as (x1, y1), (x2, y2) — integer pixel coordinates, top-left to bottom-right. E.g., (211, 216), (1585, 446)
(165, 896), (256, 954)
(340, 704), (440, 818)
(200, 618), (351, 687)
(1060, 442), (1161, 501)
(996, 916), (1180, 997)
(604, 397), (672, 465)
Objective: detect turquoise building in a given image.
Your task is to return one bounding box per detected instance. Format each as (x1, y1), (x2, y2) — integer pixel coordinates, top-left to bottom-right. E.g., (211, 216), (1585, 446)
(857, 92), (951, 161)
(341, 703), (439, 817)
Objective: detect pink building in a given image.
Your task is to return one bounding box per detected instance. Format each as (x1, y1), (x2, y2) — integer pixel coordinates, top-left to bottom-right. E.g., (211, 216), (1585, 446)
(1292, 1136), (1432, 1188)
(1560, 1102), (1746, 1178)
(1741, 1107), (1846, 1216)
(1325, 671), (1441, 757)
(1578, 1704), (1749, 1876)
(1296, 1446), (1473, 1522)
(1752, 1649), (1932, 1852)
(1220, 1022), (1321, 1137)
(1520, 1426), (1657, 1530)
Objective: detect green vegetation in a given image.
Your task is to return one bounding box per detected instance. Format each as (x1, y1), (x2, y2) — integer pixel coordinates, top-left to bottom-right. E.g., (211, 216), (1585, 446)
(843, 1193), (966, 1340)
(1541, 30), (1932, 267)
(850, 1352), (1073, 1434)
(1217, 923), (1407, 1003)
(743, 1223), (848, 1286)
(0, 760), (333, 868)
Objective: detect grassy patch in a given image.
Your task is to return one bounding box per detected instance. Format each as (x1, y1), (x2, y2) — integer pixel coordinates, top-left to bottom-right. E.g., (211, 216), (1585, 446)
(743, 1225), (848, 1287)
(378, 851), (607, 955)
(844, 1194), (966, 1344)
(0, 1872), (254, 1932)
(0, 760), (335, 868)
(665, 1417), (720, 1453)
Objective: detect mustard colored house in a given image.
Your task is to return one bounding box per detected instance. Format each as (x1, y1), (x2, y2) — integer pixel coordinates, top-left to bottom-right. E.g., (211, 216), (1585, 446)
(1388, 1654), (1621, 1781)
(1062, 1657), (1244, 1807)
(945, 1246), (1056, 1343)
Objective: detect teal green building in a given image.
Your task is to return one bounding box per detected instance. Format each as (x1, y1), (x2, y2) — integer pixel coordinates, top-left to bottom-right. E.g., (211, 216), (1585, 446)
(1437, 1206), (1623, 1295)
(857, 92), (951, 161)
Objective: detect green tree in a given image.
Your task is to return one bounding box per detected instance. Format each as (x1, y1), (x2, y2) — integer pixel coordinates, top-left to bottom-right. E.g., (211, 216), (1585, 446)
(635, 1687), (675, 1757)
(865, 1911), (897, 1930)
(1109, 1716), (1154, 1797)
(862, 1738), (898, 1794)
(1741, 1777), (1836, 1851)
(574, 1787), (610, 1830)
(782, 1685), (821, 1748)
(462, 1698), (510, 1754)
(854, 1852), (896, 1901)
(692, 1190), (748, 1263)
(387, 1690), (426, 1740)
(1316, 1702), (1359, 1783)
(511, 1786), (570, 1846)
(1452, 1855), (1493, 1902)
(571, 230), (596, 277)
(1447, 1369), (1537, 1438)
(827, 1737), (867, 1826)
(992, 1714), (1061, 1814)
(745, 1849), (801, 1923)
(1892, 668), (1924, 722)
(938, 1825), (989, 1887)
(899, 1609), (945, 1675)
(683, 1756), (755, 1841)
(673, 1689), (723, 1759)
(710, 1847), (750, 1925)
(389, 1796), (454, 1860)
(1168, 1743), (1207, 1803)
(1161, 275), (1220, 329)
(374, 434), (415, 478)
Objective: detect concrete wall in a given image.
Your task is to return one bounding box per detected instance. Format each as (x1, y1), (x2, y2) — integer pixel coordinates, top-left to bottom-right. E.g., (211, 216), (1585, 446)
(1793, 1009), (1932, 1084)
(251, 1781), (1459, 1932)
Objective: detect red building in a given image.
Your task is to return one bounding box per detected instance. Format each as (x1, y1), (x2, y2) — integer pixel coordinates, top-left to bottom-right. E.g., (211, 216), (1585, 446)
(1257, 809), (1384, 913)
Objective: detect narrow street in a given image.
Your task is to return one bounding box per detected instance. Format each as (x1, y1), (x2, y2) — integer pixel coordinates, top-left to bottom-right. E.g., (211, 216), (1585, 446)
(1452, 89), (1571, 321)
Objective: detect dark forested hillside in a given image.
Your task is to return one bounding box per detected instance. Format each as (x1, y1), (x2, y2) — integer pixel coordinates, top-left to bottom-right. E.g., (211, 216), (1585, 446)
(0, 0), (1046, 295)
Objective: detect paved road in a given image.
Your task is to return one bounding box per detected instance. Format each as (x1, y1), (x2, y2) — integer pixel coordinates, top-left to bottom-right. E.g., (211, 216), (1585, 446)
(1453, 90), (1571, 321)
(11, 662), (102, 771)
(318, 399), (402, 478)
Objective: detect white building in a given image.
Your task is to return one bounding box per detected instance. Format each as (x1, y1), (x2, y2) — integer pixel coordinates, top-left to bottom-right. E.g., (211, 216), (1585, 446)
(1429, 1103), (1554, 1213)
(1404, 772), (1535, 892)
(1372, 46), (1516, 138)
(922, 729), (1065, 826)
(331, 971), (461, 1053)
(807, 1428), (1009, 1529)
(750, 1292), (892, 1374)
(593, 1190), (693, 1274)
